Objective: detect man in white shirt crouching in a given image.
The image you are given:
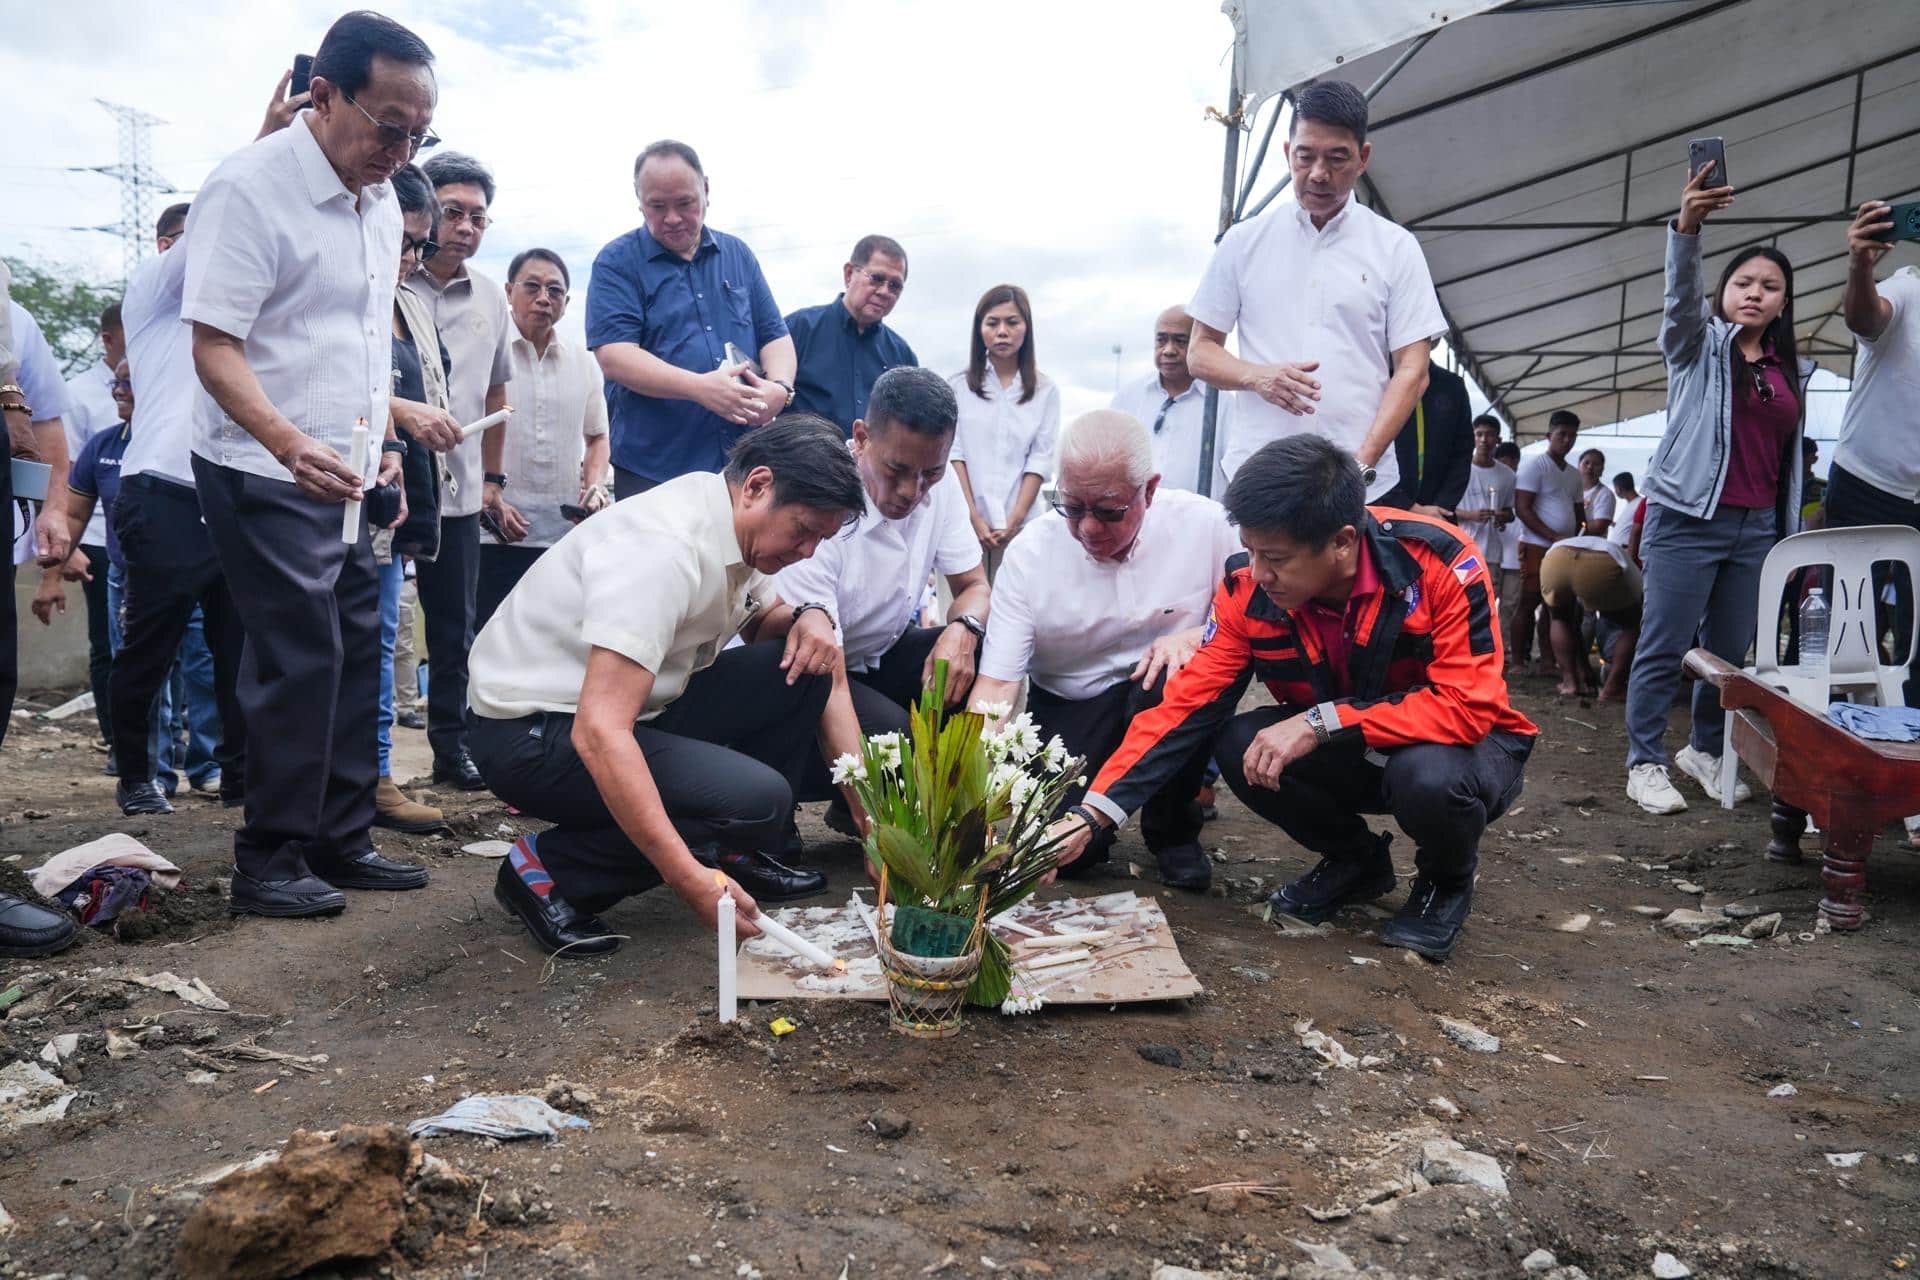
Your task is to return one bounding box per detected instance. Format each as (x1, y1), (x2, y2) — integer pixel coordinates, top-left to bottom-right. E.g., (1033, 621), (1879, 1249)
(968, 410), (1242, 892)
(467, 416), (869, 958)
(766, 367), (990, 833)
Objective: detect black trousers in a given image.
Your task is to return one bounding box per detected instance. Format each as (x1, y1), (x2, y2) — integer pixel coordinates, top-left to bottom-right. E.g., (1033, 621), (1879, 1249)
(1214, 706), (1532, 886)
(1824, 462), (1920, 706)
(1030, 678), (1209, 852)
(193, 457), (379, 880)
(474, 542), (545, 633)
(415, 512), (479, 762)
(78, 542), (113, 742)
(1, 465), (15, 749)
(469, 641), (832, 907)
(612, 465), (659, 501)
(108, 474), (246, 789)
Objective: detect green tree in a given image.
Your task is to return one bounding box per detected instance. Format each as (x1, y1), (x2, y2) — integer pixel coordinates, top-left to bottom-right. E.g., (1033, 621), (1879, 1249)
(2, 256), (120, 377)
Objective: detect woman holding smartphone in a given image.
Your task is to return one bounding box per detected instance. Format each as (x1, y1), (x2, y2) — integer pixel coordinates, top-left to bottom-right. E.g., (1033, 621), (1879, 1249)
(1623, 161), (1812, 817)
(949, 284), (1059, 577)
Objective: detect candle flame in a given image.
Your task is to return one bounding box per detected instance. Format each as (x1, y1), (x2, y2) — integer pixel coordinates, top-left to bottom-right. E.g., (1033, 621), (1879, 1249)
(355, 416), (367, 426)
(833, 959), (848, 972)
(714, 871), (727, 890)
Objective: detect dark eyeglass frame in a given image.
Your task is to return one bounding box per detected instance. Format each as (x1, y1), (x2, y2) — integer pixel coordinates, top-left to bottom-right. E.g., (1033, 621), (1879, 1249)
(402, 235), (439, 263)
(853, 267), (905, 295)
(515, 280), (568, 301)
(342, 92), (441, 155)
(1753, 374), (1776, 404)
(1049, 488), (1142, 524)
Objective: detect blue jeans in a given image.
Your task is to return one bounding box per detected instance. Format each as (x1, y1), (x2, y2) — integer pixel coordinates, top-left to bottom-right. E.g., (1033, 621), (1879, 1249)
(378, 554), (403, 778)
(1625, 502), (1777, 767)
(173, 609), (222, 785)
(107, 563), (176, 793)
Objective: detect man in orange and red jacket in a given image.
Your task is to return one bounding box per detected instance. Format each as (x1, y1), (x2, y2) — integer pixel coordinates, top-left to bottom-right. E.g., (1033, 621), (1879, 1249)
(1049, 434), (1537, 960)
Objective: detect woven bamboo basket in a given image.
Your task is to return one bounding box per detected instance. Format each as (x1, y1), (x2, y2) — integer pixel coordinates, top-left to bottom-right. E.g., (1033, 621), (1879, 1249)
(875, 867), (988, 1039)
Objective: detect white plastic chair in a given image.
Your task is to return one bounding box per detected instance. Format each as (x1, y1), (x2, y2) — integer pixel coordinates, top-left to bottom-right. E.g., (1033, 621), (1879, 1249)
(1721, 524), (1920, 808)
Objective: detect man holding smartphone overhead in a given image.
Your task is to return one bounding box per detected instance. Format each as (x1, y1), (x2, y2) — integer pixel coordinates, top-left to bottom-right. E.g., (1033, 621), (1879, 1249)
(586, 140), (796, 499)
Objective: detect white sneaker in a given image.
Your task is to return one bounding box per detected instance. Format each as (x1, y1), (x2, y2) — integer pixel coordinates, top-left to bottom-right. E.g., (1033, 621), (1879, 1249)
(1627, 763), (1689, 815)
(1673, 744), (1751, 803)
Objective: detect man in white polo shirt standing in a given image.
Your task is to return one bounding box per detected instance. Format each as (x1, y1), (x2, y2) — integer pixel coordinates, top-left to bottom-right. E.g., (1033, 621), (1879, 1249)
(184, 12), (455, 918)
(1187, 80), (1446, 503)
(1109, 304), (1233, 495)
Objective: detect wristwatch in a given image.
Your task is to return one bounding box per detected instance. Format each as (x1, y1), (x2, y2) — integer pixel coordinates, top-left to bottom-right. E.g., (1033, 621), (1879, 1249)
(953, 613), (986, 641)
(1066, 803), (1103, 832)
(792, 601), (836, 630)
(771, 377), (795, 404)
(484, 471), (508, 488)
(382, 438), (409, 456)
(1358, 463), (1378, 487)
(1304, 704), (1331, 744)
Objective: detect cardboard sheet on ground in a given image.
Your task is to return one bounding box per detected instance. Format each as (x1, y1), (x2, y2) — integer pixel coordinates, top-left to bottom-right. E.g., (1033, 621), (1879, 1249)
(736, 891), (1201, 1006)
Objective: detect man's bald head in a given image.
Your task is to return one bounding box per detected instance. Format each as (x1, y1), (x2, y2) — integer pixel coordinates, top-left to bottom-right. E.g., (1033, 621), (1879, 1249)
(1153, 306), (1194, 393)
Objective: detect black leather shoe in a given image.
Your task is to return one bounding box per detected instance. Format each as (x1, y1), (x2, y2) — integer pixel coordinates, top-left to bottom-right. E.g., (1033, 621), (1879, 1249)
(311, 848), (430, 891)
(822, 799), (863, 842)
(1269, 836), (1396, 925)
(693, 845), (827, 902)
(230, 870), (347, 918)
(117, 780), (174, 816)
(1153, 842), (1213, 892)
(493, 861), (620, 957)
(431, 750), (487, 791)
(396, 707), (426, 730)
(0, 892), (80, 958)
(1380, 876), (1474, 961)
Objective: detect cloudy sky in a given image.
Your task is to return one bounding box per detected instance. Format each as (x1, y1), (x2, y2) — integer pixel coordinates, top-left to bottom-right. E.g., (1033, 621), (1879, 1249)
(1, 0), (1249, 425)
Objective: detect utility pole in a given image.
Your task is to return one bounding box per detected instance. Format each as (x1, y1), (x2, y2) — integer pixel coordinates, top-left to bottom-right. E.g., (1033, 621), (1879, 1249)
(78, 100), (174, 284)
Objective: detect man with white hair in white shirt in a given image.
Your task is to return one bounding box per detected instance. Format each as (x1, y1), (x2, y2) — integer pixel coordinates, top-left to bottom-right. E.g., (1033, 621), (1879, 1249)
(969, 409), (1240, 892)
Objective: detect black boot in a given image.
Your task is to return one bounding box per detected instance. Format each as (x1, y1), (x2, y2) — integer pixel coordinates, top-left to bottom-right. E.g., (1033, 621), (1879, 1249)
(1268, 834), (1395, 924)
(1380, 875), (1474, 961)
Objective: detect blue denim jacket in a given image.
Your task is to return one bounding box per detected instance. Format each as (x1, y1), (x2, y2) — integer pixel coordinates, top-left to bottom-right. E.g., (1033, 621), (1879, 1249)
(1645, 226), (1811, 531)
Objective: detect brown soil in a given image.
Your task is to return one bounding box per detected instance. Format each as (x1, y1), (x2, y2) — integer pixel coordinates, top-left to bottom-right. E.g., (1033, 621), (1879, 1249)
(2, 676), (1917, 1279)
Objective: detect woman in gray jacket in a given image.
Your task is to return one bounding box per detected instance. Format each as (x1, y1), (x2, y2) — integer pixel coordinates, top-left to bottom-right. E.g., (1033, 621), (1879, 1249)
(1624, 163), (1811, 816)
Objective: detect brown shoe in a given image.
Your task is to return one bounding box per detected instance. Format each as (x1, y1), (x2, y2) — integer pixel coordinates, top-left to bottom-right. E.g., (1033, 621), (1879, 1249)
(374, 776), (448, 833)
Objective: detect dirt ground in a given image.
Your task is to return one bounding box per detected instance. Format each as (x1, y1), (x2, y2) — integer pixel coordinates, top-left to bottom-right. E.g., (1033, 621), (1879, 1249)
(1, 673), (1917, 1280)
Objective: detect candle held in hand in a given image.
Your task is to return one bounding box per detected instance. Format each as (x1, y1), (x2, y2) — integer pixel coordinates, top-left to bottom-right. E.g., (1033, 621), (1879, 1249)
(716, 872), (737, 1023)
(459, 406), (514, 442)
(340, 418), (369, 544)
(749, 909), (847, 972)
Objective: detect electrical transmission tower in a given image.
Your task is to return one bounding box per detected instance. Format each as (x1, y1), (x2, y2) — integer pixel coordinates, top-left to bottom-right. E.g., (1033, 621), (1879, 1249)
(77, 100), (175, 283)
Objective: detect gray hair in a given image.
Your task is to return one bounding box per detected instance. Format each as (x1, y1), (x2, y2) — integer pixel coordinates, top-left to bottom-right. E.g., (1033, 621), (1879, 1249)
(1057, 410), (1154, 488)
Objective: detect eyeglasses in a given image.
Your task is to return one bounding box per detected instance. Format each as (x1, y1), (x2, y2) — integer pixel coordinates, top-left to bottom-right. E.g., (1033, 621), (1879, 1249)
(110, 378), (133, 391)
(1753, 374), (1776, 404)
(853, 268), (905, 295)
(402, 234), (438, 262)
(441, 205), (490, 230)
(515, 280), (567, 301)
(342, 92), (440, 155)
(1050, 489), (1141, 524)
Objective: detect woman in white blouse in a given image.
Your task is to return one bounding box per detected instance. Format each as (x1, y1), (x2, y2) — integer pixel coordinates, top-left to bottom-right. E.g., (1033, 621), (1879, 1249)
(949, 284), (1059, 576)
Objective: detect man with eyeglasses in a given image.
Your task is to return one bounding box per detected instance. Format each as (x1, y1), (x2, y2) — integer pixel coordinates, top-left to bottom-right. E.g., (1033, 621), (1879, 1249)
(402, 151), (515, 791)
(1108, 304), (1232, 495)
(587, 139), (795, 498)
(182, 11), (444, 918)
(967, 410), (1239, 893)
(473, 248), (610, 629)
(782, 235), (918, 438)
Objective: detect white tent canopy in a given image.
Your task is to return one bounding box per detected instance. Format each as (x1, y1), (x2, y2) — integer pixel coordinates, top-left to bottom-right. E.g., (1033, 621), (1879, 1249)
(1222, 0), (1920, 439)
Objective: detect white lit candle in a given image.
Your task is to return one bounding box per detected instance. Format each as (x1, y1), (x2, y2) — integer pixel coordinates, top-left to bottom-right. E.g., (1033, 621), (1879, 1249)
(750, 909), (846, 972)
(340, 419), (370, 544)
(716, 872), (737, 1024)
(459, 406), (513, 442)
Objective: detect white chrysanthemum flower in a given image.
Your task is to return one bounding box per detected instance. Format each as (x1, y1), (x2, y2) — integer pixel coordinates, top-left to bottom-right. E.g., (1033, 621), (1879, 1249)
(1010, 772), (1039, 808)
(987, 761), (1021, 794)
(830, 752), (867, 785)
(868, 732), (904, 772)
(1006, 716), (1042, 762)
(975, 700), (1013, 722)
(1042, 734), (1070, 772)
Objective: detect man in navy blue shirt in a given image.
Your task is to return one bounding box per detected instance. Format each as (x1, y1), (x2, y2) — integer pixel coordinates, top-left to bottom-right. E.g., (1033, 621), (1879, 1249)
(783, 235), (918, 436)
(587, 140), (795, 497)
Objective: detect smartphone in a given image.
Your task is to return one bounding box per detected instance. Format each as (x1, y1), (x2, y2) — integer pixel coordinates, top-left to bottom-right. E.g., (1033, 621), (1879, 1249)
(1687, 136), (1728, 187)
(478, 507), (507, 541)
(722, 342), (765, 381)
(560, 502), (592, 524)
(290, 54), (314, 98)
(1870, 200), (1920, 244)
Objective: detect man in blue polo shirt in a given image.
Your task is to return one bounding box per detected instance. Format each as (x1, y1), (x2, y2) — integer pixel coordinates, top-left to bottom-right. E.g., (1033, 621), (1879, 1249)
(783, 235), (917, 436)
(587, 139), (795, 497)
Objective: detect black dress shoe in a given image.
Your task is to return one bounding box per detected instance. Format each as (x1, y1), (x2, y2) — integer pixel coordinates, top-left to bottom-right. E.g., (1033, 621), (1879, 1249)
(431, 750), (487, 791)
(117, 780), (174, 816)
(493, 861), (620, 957)
(822, 799), (863, 842)
(0, 892), (80, 958)
(1153, 842), (1213, 892)
(395, 707), (426, 730)
(692, 845), (826, 902)
(1269, 836), (1396, 925)
(229, 870), (347, 918)
(310, 848), (430, 891)
(1380, 876), (1474, 961)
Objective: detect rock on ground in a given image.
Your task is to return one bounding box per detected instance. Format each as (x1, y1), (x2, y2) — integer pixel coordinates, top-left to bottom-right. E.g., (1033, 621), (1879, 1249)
(173, 1125), (412, 1280)
(1437, 1016), (1502, 1053)
(1416, 1137), (1510, 1197)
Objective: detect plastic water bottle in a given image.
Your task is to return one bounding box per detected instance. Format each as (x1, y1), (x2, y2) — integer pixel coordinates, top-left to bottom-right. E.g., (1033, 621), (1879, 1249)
(1799, 588), (1829, 679)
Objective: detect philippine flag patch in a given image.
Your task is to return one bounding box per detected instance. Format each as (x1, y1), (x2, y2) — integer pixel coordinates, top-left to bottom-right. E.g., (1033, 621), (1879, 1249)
(1452, 555), (1485, 585)
(1201, 606), (1219, 645)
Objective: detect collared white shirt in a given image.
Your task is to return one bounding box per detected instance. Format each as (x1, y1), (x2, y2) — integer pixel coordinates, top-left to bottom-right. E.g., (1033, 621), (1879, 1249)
(1459, 460), (1515, 570)
(1608, 496), (1639, 549)
(980, 488), (1241, 702)
(1108, 372), (1233, 495)
(468, 472), (768, 721)
(775, 464), (980, 672)
(1515, 451), (1585, 548)
(1188, 198), (1446, 499)
(405, 263), (513, 517)
(7, 301), (69, 567)
(481, 328), (607, 548)
(1837, 266), (1920, 500)
(948, 369), (1059, 527)
(63, 359), (118, 545)
(1496, 462), (1523, 570)
(121, 243), (199, 487)
(182, 111), (400, 488)
(1583, 482), (1617, 532)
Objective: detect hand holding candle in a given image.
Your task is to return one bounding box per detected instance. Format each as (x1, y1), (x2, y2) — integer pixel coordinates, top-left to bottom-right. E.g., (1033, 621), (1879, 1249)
(748, 907), (847, 972)
(340, 418), (369, 544)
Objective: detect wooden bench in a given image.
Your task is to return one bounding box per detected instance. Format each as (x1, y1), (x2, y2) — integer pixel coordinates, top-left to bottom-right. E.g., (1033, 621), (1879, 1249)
(1685, 648), (1920, 930)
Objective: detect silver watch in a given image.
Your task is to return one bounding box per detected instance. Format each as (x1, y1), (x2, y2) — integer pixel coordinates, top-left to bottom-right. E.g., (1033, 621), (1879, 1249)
(1305, 705), (1330, 743)
(1358, 463), (1378, 487)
